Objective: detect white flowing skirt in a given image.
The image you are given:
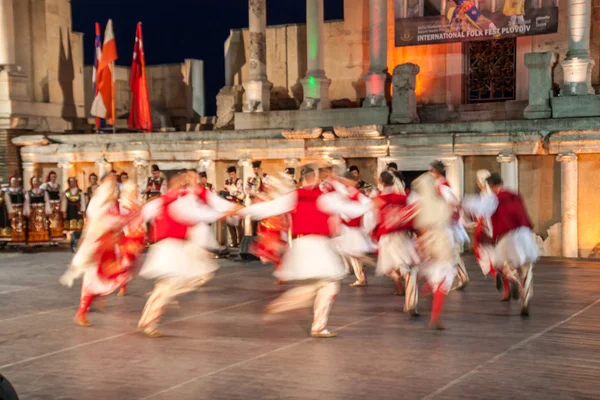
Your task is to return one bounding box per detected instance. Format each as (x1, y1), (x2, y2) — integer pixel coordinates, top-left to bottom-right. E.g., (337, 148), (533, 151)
(418, 227), (456, 294)
(275, 235), (347, 281)
(494, 227), (540, 269)
(82, 267), (132, 297)
(331, 226), (374, 258)
(140, 238), (219, 281)
(376, 232), (420, 276)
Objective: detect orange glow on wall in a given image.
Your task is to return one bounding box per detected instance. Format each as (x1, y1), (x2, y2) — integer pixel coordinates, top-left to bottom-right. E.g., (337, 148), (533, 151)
(386, 0), (455, 104)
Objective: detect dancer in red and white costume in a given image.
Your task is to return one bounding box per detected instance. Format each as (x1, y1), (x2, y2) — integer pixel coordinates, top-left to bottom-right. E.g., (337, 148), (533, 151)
(372, 171), (420, 304)
(330, 172), (376, 288)
(462, 173), (539, 316)
(61, 177), (145, 326)
(250, 174), (294, 284)
(138, 171), (239, 337)
(470, 170), (513, 301)
(240, 165), (372, 338)
(428, 160), (470, 290)
(412, 173), (457, 329)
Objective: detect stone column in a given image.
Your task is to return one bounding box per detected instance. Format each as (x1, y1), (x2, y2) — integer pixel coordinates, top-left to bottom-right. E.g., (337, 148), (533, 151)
(524, 52), (557, 119)
(133, 157), (149, 198)
(560, 0), (595, 95)
(300, 0), (331, 110)
(0, 0), (16, 66)
(446, 157), (464, 200)
(390, 63), (420, 124)
(496, 153), (519, 191)
(58, 159), (72, 190)
(95, 157), (111, 179)
(363, 0), (388, 108)
(242, 0), (273, 112)
(557, 151), (578, 258)
(22, 162), (35, 190)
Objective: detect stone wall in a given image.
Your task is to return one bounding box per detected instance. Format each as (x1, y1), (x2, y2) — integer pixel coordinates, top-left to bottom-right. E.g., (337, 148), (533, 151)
(12, 0), (84, 113)
(577, 154), (600, 257)
(232, 0), (370, 106)
(518, 155), (561, 237)
(0, 129), (21, 180)
(463, 156), (501, 195)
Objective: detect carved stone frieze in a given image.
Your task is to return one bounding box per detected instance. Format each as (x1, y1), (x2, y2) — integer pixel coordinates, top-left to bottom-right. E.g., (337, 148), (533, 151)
(333, 125), (382, 138)
(281, 128), (323, 139)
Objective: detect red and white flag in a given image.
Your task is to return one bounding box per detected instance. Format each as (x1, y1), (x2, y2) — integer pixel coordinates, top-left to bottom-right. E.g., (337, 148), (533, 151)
(128, 22), (152, 133)
(91, 19), (118, 124)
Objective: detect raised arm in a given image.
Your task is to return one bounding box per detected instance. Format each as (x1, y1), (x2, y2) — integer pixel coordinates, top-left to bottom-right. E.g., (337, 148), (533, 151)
(238, 191), (297, 220)
(318, 192), (372, 219)
(169, 194), (227, 225)
(462, 193), (499, 217)
(206, 191), (238, 213)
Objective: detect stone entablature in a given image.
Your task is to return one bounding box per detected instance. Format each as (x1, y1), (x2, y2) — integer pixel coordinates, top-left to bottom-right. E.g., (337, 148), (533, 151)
(13, 116), (600, 167)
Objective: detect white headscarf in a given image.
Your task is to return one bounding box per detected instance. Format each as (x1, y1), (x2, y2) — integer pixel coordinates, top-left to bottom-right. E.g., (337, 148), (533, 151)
(476, 169), (492, 194)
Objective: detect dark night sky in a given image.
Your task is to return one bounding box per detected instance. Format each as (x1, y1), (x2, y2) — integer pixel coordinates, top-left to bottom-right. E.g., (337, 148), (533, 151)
(71, 0), (344, 116)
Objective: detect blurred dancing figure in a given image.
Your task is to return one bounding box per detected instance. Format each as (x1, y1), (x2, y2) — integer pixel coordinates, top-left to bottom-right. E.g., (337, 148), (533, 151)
(138, 171), (239, 337)
(330, 172), (375, 288)
(372, 171), (420, 313)
(250, 174), (294, 284)
(462, 173), (539, 316)
(429, 160), (470, 291)
(240, 165), (371, 338)
(412, 173), (457, 329)
(470, 170), (511, 300)
(61, 177), (145, 327)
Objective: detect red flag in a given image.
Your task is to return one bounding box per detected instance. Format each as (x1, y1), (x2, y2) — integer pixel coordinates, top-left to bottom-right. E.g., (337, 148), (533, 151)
(91, 19), (118, 124)
(129, 22), (152, 133)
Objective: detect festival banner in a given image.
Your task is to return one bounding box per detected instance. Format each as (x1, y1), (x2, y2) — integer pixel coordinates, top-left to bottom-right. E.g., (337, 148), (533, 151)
(394, 0), (558, 46)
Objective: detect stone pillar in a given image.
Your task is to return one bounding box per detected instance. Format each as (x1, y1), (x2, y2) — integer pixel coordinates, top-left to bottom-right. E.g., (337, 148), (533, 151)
(446, 157), (464, 200)
(390, 63), (420, 124)
(363, 0), (389, 108)
(133, 157), (149, 198)
(300, 0), (331, 110)
(22, 162), (35, 190)
(560, 0), (595, 96)
(0, 0), (16, 66)
(242, 0), (273, 112)
(58, 159), (72, 190)
(496, 153), (519, 191)
(524, 52), (557, 119)
(95, 157), (111, 179)
(557, 151), (579, 258)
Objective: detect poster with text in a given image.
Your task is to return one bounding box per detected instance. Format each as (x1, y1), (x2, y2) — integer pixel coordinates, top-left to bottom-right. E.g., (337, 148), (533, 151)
(394, 0), (559, 46)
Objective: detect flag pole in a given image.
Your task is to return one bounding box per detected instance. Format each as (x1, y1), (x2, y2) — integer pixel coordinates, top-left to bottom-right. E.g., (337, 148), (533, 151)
(112, 60), (116, 134)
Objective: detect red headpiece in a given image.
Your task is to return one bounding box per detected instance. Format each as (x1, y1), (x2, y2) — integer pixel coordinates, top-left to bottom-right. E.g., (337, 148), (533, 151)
(8, 175), (20, 185)
(46, 170), (57, 182)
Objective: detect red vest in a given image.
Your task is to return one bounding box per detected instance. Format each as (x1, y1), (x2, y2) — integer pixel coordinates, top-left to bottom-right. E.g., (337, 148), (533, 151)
(291, 186), (331, 237)
(490, 190), (533, 243)
(150, 187), (209, 242)
(342, 190), (363, 228)
(371, 192), (411, 241)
